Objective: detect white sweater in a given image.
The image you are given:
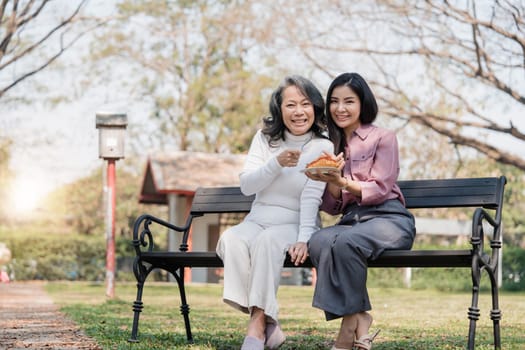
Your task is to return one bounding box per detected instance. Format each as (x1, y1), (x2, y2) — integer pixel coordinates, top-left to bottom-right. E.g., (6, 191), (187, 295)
(240, 130), (334, 242)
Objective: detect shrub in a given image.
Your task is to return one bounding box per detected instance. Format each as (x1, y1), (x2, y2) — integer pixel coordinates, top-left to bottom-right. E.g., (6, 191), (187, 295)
(367, 244), (525, 292)
(501, 247), (525, 291)
(1, 231), (523, 291)
(0, 232), (132, 282)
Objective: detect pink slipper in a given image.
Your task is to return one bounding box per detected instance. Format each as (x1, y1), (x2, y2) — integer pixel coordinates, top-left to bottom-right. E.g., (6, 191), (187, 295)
(241, 335), (264, 350)
(265, 322), (286, 349)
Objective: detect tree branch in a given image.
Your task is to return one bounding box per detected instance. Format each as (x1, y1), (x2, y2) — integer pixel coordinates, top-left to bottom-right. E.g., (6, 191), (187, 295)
(0, 0), (86, 70)
(0, 0), (91, 99)
(404, 111), (525, 170)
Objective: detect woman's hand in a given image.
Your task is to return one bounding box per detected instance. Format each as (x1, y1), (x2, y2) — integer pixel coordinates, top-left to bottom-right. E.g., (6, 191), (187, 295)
(277, 149), (301, 167)
(305, 151), (345, 185)
(288, 242), (308, 266)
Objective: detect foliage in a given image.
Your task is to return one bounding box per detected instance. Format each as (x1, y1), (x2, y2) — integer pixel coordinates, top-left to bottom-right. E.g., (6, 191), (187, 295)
(46, 282), (525, 350)
(1, 232), (105, 281)
(88, 0), (275, 154)
(502, 247), (525, 292)
(368, 244), (525, 293)
(454, 158), (525, 246)
(2, 223), (523, 292)
(396, 123), (460, 181)
(396, 135), (525, 245)
(0, 229), (140, 282)
(45, 168), (105, 235)
(39, 161), (167, 235)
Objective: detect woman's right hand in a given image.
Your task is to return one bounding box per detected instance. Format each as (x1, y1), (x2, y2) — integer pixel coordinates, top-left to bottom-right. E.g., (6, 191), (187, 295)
(277, 149), (301, 167)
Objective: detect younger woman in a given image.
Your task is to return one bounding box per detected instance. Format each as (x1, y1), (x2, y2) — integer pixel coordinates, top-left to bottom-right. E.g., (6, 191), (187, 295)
(306, 73), (416, 350)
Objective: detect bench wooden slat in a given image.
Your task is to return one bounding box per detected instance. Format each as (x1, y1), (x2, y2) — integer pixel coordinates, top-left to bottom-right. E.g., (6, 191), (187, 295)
(141, 252), (224, 269)
(366, 249), (472, 267)
(189, 177), (504, 215)
(141, 249), (473, 270)
(190, 187), (254, 214)
(400, 177), (503, 209)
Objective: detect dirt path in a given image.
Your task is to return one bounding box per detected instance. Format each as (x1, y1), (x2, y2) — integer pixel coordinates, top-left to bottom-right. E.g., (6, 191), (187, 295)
(0, 282), (101, 350)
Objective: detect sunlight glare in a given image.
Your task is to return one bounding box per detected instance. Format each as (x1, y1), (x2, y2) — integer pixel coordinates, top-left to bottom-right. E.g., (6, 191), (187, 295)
(9, 177), (46, 215)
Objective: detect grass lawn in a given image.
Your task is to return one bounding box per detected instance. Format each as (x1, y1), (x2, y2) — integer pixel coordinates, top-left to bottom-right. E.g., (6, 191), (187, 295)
(46, 282), (525, 350)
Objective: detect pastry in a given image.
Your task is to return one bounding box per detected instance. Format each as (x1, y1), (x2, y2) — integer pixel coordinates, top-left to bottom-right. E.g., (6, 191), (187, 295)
(306, 155), (338, 169)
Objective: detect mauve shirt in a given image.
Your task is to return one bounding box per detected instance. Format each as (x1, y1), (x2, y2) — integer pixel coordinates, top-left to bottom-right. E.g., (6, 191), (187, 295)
(320, 124), (405, 215)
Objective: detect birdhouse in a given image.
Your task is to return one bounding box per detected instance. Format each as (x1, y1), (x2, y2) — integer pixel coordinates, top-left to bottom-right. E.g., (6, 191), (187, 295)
(95, 112), (128, 159)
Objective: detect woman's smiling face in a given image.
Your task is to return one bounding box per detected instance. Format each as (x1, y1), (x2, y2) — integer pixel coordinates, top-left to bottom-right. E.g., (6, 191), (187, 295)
(329, 85), (361, 134)
(281, 85), (314, 136)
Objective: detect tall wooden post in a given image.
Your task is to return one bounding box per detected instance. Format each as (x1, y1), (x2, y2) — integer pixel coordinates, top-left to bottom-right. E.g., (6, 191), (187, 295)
(96, 112), (127, 299)
(105, 159), (116, 298)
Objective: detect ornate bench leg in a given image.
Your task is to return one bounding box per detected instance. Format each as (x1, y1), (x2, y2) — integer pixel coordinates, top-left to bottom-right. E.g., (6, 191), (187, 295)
(467, 290), (480, 350)
(467, 260), (481, 350)
(170, 267), (194, 344)
(129, 280), (145, 342)
(488, 268), (502, 350)
(129, 257), (150, 343)
(468, 259), (502, 350)
(490, 290), (502, 350)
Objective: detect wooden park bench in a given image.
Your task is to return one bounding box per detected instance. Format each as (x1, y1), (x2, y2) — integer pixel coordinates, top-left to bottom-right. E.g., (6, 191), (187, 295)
(128, 176), (506, 350)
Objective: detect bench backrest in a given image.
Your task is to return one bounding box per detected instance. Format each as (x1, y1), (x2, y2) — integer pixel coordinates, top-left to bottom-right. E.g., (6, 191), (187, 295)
(191, 176), (506, 215)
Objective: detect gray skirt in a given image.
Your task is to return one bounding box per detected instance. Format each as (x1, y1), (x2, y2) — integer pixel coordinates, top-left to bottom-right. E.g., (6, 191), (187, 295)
(308, 199), (416, 320)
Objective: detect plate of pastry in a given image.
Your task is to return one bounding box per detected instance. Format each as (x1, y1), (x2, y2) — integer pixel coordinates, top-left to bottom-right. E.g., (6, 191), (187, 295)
(302, 156), (339, 175)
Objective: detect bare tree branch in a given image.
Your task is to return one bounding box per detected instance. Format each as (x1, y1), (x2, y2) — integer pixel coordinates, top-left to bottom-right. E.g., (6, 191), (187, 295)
(292, 0), (525, 171)
(386, 108), (525, 170)
(0, 0), (92, 100)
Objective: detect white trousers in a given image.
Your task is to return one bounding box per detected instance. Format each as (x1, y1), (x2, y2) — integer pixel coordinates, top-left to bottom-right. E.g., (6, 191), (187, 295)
(216, 220), (298, 322)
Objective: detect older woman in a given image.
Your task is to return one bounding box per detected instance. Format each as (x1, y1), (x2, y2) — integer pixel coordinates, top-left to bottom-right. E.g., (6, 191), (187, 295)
(216, 75), (334, 350)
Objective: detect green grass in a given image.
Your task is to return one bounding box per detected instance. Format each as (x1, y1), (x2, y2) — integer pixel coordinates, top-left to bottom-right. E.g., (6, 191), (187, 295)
(46, 282), (525, 350)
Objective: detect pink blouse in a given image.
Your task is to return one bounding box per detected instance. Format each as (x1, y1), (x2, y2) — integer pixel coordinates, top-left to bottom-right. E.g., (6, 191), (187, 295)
(320, 124), (405, 215)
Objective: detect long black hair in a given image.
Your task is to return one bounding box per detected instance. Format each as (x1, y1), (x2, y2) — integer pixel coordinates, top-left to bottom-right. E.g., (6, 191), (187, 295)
(326, 72), (378, 155)
(262, 75), (327, 146)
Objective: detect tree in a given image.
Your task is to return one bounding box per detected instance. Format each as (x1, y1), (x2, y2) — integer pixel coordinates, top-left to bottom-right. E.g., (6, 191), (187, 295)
(89, 0), (275, 154)
(372, 0), (525, 170)
(266, 0), (525, 170)
(42, 162), (166, 235)
(0, 0), (96, 102)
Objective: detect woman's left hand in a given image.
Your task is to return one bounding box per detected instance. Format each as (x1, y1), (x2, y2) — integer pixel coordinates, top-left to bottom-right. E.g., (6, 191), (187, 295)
(288, 242), (308, 266)
(305, 151), (345, 185)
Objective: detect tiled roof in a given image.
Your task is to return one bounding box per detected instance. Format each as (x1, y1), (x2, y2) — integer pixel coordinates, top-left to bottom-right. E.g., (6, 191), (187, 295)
(139, 151), (246, 204)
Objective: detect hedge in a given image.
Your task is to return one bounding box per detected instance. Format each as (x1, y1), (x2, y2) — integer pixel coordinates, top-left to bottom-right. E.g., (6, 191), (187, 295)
(0, 233), (523, 291)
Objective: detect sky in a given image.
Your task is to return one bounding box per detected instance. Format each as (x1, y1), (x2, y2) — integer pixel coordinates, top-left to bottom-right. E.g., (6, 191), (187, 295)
(2, 68), (152, 215)
(4, 96), (110, 213)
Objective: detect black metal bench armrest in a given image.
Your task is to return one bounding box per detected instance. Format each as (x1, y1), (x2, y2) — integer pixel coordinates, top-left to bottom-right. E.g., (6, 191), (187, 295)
(132, 213), (193, 256)
(471, 208), (502, 270)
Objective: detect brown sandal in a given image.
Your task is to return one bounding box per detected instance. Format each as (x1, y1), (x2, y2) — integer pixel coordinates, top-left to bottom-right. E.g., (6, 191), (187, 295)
(353, 329), (380, 350)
